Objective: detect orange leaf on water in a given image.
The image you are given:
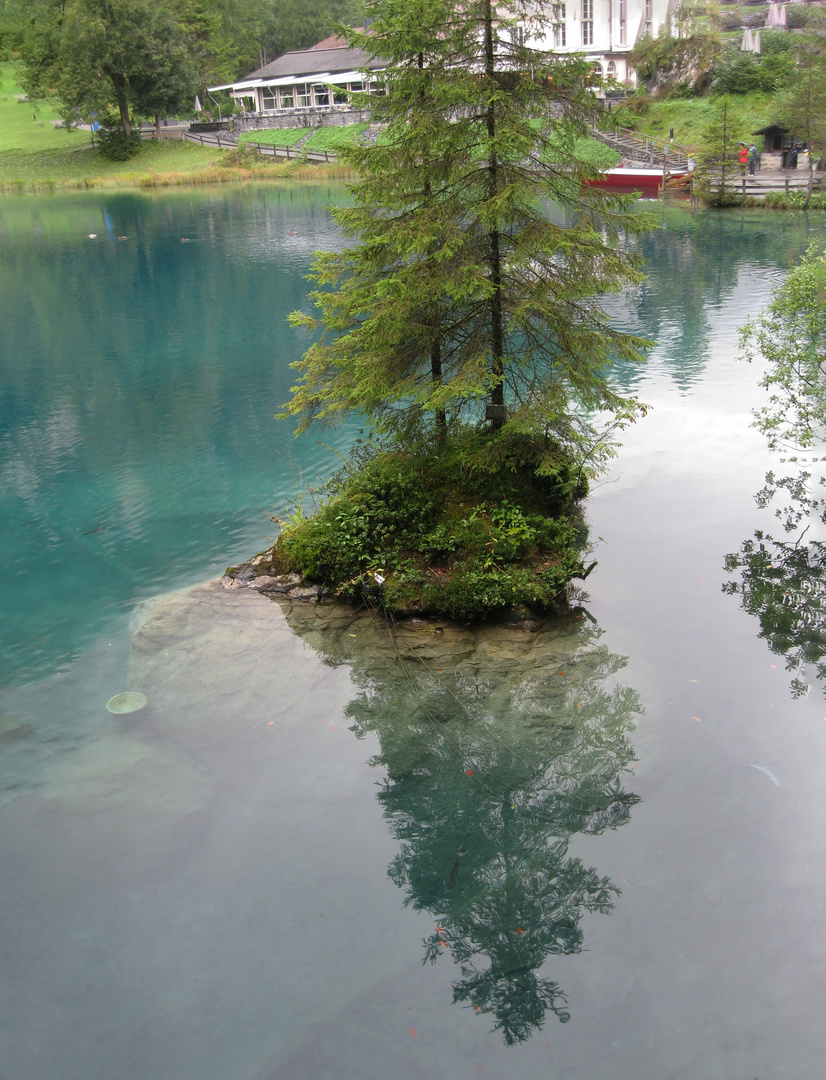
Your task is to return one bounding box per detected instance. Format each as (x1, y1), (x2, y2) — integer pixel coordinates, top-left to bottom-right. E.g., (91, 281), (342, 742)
(409, 1028), (417, 1038)
(465, 769), (474, 775)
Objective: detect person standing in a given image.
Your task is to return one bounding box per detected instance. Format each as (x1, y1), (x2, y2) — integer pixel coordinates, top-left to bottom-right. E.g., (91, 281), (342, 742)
(738, 143), (749, 174)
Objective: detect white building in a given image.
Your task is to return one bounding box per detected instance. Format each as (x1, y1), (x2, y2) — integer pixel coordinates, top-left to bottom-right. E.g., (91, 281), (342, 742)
(531, 0), (679, 84)
(209, 32), (384, 119)
(211, 1), (679, 119)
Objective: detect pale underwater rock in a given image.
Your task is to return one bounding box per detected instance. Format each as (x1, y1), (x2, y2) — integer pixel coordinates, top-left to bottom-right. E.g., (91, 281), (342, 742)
(43, 735), (211, 820)
(0, 712), (31, 743)
(128, 578), (328, 746)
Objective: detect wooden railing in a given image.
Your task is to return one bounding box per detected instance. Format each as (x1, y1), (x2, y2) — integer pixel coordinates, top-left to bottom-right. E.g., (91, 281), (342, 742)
(183, 131), (339, 162)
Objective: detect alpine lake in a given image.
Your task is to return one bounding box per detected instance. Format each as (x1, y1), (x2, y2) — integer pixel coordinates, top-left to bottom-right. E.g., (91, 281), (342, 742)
(1, 185), (825, 1080)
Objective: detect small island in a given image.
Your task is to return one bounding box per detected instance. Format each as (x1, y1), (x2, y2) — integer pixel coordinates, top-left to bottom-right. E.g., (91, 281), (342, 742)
(247, 1), (650, 621)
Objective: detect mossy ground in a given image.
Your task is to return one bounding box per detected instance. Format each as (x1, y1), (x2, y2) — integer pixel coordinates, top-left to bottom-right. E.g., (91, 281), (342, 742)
(252, 431), (592, 622)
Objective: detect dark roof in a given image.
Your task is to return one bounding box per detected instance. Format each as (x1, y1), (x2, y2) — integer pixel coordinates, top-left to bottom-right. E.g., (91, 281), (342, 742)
(752, 125), (790, 135)
(244, 43), (382, 82)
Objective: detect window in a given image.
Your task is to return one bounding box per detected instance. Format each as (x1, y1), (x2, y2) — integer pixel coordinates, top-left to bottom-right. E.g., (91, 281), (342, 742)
(582, 0), (593, 46)
(553, 3), (566, 47)
(592, 61), (603, 82)
(645, 0), (652, 34)
(295, 83), (312, 108)
(262, 89), (277, 112)
(313, 84), (330, 107)
(618, 0), (626, 44)
(278, 87), (293, 109)
(607, 60), (617, 79)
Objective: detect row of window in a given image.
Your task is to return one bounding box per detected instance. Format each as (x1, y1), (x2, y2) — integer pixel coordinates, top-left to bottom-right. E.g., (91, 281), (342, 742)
(260, 81), (381, 112)
(552, 2), (630, 47)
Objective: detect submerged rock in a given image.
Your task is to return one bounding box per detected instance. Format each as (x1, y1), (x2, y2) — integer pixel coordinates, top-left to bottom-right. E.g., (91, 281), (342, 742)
(0, 712), (31, 743)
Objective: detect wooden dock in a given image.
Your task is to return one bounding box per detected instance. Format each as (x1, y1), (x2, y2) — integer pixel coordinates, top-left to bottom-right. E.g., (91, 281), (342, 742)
(670, 168), (826, 199)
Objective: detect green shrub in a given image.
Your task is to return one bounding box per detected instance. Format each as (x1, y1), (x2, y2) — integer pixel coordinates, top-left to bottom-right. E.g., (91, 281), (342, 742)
(786, 4), (813, 28)
(265, 429), (589, 619)
(96, 125), (141, 160)
(712, 46), (796, 94)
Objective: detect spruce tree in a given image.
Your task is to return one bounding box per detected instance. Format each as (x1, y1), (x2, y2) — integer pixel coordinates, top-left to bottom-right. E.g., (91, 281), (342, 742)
(286, 0), (650, 475)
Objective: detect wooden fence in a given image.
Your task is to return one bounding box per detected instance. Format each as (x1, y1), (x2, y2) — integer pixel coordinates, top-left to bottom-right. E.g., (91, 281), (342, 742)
(183, 131), (339, 162)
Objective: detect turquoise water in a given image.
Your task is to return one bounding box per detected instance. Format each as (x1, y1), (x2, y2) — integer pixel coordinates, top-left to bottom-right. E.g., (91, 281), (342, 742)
(2, 188), (826, 1079)
(0, 186), (355, 683)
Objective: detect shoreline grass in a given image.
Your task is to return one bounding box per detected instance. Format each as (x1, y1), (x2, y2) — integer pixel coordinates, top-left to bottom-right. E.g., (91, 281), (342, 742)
(0, 159), (357, 193)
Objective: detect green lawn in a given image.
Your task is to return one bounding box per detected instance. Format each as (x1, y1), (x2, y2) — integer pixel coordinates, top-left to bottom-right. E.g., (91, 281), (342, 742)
(0, 61), (228, 185)
(238, 127), (312, 148)
(303, 124), (368, 152)
(614, 91), (778, 151)
(238, 123), (367, 155)
(0, 62), (89, 154)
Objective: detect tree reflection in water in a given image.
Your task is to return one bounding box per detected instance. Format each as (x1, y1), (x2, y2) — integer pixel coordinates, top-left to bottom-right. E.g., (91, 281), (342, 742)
(725, 470), (826, 698)
(280, 602), (642, 1044)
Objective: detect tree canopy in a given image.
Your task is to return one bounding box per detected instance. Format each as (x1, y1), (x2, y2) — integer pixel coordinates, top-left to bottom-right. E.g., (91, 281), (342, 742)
(285, 0), (650, 475)
(1, 0), (364, 131)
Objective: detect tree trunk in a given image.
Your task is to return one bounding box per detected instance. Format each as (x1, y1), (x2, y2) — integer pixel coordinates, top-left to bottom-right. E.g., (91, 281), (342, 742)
(484, 0), (505, 430)
(431, 342), (446, 443)
(111, 75), (131, 137)
(155, 113), (162, 142)
(419, 50), (447, 441)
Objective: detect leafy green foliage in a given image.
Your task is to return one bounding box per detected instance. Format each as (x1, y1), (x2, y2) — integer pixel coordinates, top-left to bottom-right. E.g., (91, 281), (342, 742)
(743, 243), (826, 451)
(96, 122), (141, 160)
(786, 3), (814, 30)
(16, 0), (196, 138)
(265, 430), (589, 619)
(5, 0), (366, 130)
(712, 46), (796, 95)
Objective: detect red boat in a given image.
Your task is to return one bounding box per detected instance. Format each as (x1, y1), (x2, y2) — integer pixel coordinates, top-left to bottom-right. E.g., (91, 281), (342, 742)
(587, 166), (689, 192)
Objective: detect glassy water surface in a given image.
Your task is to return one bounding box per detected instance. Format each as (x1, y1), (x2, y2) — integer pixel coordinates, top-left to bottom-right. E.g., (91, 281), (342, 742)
(1, 188), (825, 1079)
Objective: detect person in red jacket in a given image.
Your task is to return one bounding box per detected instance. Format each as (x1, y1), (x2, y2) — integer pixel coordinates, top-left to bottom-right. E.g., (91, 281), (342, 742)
(738, 143), (748, 174)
